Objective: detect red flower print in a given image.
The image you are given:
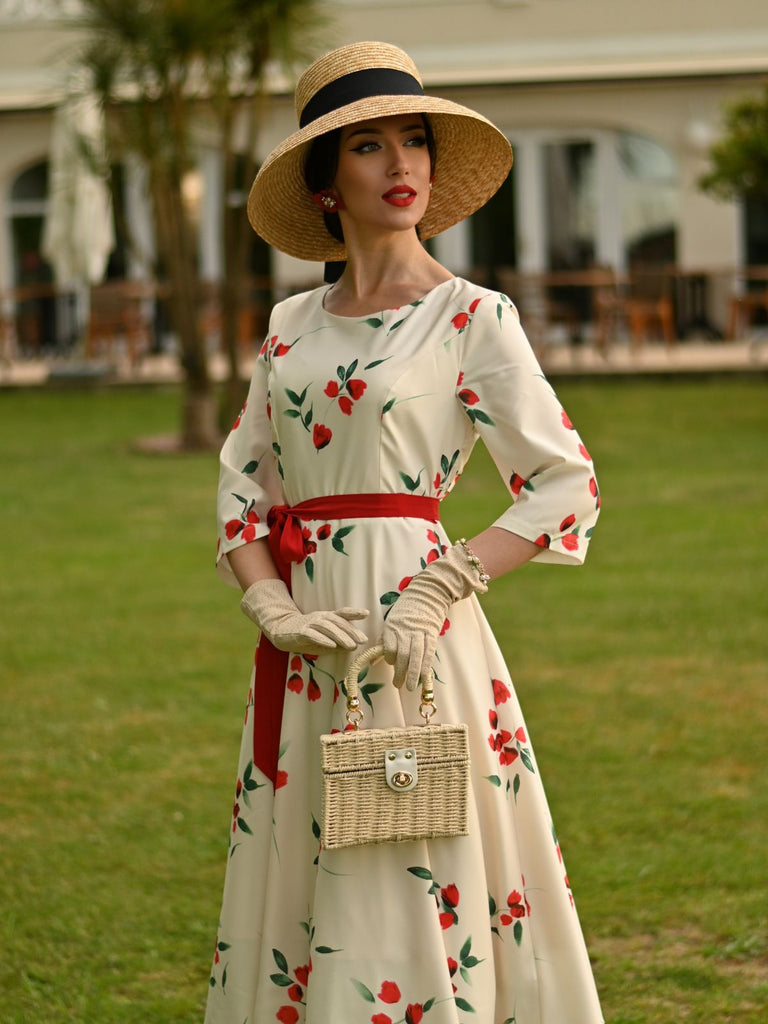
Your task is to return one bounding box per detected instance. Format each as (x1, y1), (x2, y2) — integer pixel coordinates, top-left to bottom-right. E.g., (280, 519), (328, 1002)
(562, 533), (579, 552)
(489, 708), (499, 730)
(313, 424), (332, 450)
(371, 1015), (392, 1024)
(515, 726), (526, 743)
(434, 472), (441, 489)
(307, 679), (321, 702)
(276, 1007), (299, 1024)
(295, 964), (310, 985)
(499, 747), (519, 767)
(589, 476), (598, 497)
(456, 371), (464, 387)
(399, 576), (412, 591)
(561, 409), (574, 430)
(427, 529), (440, 544)
(458, 388), (479, 405)
(346, 379), (367, 400)
(439, 911), (456, 929)
(469, 296), (482, 313)
(290, 655), (302, 672)
(509, 472), (526, 496)
(441, 883), (459, 908)
(439, 617), (450, 636)
(447, 957), (458, 977)
(534, 533), (551, 548)
(324, 380), (340, 397)
(232, 401), (247, 430)
(501, 889), (527, 924)
(287, 984), (303, 1002)
(317, 524), (332, 540)
(275, 770), (288, 789)
(492, 677), (511, 704)
(241, 524), (256, 543)
(224, 519), (242, 540)
(287, 673), (303, 694)
(452, 312), (469, 330)
(378, 980), (401, 1004)
(579, 443), (591, 460)
(273, 342), (291, 357)
(338, 395), (354, 416)
(559, 513), (576, 531)
(406, 1005), (424, 1024)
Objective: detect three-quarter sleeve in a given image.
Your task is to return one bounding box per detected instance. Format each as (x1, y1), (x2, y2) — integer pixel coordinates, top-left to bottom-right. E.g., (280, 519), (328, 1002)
(457, 293), (600, 565)
(216, 341), (284, 587)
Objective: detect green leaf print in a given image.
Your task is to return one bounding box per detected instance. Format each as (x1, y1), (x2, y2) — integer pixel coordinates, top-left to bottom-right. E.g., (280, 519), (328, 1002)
(351, 978), (376, 1002)
(284, 409), (301, 419)
(314, 945), (343, 954)
(363, 317), (384, 328)
(485, 775), (502, 787)
(382, 397), (396, 415)
(270, 972), (293, 987)
(272, 948), (289, 973)
(513, 774), (521, 801)
(364, 357), (389, 369)
(407, 866), (433, 881)
(513, 921), (523, 946)
(468, 408), (496, 426)
(305, 556), (314, 582)
(242, 459), (260, 474)
(455, 996), (476, 1012)
(400, 469), (423, 492)
(236, 817), (252, 835)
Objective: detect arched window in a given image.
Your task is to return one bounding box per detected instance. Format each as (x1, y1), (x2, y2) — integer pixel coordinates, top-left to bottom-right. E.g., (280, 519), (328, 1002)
(618, 132), (679, 266)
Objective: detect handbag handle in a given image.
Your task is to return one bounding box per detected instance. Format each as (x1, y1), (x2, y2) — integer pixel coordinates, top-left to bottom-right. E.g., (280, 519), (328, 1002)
(344, 644), (436, 728)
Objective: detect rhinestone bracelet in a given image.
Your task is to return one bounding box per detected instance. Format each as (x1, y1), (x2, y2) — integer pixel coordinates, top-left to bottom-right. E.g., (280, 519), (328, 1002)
(457, 537), (492, 585)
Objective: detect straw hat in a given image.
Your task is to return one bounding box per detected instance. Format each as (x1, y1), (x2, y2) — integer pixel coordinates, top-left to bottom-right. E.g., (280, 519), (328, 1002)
(248, 41), (513, 261)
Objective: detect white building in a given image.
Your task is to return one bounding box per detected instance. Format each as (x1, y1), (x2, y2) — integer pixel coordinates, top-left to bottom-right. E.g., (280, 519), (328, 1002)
(2, 0), (767, 350)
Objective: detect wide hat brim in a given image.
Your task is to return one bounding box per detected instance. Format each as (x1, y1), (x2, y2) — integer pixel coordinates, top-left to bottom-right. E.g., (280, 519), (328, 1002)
(248, 94), (513, 262)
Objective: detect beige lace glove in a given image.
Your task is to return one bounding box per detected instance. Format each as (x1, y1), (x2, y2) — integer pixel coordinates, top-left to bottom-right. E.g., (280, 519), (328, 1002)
(382, 542), (489, 690)
(241, 579), (369, 654)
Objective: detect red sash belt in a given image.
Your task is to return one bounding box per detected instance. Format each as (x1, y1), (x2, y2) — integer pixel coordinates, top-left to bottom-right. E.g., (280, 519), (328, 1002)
(254, 493), (440, 787)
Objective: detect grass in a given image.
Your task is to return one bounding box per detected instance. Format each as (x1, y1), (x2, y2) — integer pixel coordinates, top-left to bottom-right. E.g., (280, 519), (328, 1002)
(1, 377), (766, 1023)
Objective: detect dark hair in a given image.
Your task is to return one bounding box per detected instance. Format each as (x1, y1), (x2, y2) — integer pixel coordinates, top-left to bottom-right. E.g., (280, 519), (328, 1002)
(303, 115), (437, 244)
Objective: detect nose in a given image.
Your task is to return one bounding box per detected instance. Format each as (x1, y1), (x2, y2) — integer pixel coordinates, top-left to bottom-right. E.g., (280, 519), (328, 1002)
(387, 143), (410, 176)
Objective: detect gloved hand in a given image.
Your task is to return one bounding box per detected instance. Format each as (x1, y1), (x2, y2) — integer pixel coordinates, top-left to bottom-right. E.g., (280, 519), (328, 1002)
(382, 544), (488, 691)
(241, 578), (369, 654)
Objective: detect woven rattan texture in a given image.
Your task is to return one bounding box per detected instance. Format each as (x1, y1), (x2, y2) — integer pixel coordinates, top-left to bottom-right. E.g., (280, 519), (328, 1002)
(320, 724), (470, 850)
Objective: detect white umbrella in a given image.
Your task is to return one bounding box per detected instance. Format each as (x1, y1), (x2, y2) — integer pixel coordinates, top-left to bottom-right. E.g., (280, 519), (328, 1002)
(42, 93), (115, 286)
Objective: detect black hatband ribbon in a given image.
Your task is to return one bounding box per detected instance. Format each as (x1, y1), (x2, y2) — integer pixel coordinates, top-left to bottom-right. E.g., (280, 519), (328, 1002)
(299, 68), (424, 128)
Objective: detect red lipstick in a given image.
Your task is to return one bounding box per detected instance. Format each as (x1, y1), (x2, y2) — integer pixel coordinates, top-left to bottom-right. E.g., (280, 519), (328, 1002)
(382, 186), (417, 207)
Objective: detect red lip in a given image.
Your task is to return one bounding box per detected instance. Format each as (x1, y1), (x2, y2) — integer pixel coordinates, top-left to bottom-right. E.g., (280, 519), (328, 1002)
(382, 186), (417, 207)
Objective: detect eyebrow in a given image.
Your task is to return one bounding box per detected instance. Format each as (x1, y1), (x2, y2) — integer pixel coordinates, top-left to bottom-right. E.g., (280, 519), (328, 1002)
(344, 122), (425, 140)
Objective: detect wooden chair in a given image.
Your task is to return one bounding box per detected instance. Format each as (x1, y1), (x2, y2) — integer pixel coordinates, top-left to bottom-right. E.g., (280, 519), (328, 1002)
(86, 281), (155, 366)
(727, 268), (768, 339)
(623, 266), (676, 349)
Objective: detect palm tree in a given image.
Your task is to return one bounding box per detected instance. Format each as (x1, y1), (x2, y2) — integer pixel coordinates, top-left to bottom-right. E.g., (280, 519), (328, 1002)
(77, 0), (323, 448)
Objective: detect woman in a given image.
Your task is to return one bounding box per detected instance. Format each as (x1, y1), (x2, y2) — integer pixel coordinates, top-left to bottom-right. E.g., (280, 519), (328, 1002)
(207, 42), (603, 1024)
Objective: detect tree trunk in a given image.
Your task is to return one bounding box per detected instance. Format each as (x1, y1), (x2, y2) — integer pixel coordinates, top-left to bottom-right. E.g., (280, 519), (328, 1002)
(152, 173), (221, 450)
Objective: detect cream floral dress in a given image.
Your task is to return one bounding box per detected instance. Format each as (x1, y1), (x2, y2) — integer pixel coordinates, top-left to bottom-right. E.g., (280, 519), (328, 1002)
(206, 277), (604, 1024)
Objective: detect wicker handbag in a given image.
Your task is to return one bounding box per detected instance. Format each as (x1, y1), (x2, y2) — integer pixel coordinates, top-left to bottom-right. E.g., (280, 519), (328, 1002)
(320, 645), (470, 850)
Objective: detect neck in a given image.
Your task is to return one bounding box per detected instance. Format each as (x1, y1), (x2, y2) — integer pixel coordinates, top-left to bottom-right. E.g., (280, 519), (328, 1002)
(327, 229), (453, 315)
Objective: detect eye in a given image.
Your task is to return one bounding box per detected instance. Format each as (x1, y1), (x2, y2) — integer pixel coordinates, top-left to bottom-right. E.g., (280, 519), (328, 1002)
(404, 134), (427, 148)
(350, 140), (380, 154)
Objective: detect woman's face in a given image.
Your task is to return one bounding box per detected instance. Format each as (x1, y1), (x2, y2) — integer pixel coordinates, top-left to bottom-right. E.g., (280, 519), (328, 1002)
(331, 113), (432, 243)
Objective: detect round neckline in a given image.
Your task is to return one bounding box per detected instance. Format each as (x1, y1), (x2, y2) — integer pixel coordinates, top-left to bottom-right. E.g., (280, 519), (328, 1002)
(320, 276), (458, 321)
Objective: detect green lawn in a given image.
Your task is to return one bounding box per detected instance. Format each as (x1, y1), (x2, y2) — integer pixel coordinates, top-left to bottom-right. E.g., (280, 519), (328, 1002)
(1, 378), (766, 1023)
